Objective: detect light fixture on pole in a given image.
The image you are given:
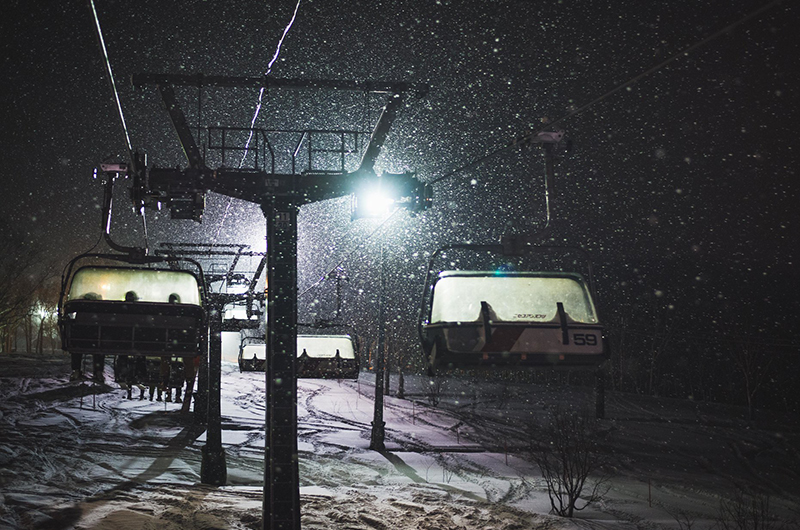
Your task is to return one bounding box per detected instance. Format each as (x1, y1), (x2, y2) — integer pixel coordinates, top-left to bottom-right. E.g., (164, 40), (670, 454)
(351, 171), (432, 220)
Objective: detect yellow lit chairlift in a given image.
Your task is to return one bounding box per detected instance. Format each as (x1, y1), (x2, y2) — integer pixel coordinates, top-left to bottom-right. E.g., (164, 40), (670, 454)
(419, 243), (609, 372)
(238, 334), (359, 379)
(60, 263), (206, 358)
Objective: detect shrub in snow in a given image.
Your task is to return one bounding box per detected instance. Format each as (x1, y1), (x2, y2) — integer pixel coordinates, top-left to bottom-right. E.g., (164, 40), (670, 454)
(528, 406), (609, 518)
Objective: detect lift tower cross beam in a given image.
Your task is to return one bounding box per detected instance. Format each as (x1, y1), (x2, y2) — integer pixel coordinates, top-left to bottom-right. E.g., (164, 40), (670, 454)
(131, 73), (431, 530)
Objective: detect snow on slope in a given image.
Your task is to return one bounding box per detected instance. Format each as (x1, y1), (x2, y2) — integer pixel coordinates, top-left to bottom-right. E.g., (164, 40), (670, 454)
(1, 352), (798, 529)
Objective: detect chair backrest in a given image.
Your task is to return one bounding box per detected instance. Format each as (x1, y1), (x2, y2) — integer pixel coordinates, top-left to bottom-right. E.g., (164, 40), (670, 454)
(242, 343), (266, 360)
(297, 335), (356, 360)
(67, 266), (202, 305)
(239, 335), (356, 361)
(430, 271), (599, 324)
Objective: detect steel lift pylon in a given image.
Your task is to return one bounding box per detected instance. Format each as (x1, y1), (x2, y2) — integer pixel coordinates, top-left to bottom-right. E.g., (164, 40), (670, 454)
(126, 73), (431, 530)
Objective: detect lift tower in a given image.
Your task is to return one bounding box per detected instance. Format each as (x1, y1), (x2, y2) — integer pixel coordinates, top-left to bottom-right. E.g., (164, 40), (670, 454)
(130, 73), (431, 530)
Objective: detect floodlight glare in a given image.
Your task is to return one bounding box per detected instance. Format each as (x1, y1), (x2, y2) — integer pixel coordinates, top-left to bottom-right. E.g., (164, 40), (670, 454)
(350, 171), (431, 220)
(352, 187), (395, 219)
(363, 190), (395, 216)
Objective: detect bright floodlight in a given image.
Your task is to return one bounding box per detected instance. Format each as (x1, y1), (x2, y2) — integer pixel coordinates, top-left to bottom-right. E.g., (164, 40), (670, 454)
(352, 187), (395, 219)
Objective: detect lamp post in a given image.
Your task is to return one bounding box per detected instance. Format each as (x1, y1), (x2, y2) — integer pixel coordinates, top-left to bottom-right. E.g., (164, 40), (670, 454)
(369, 237), (386, 451)
(354, 181), (396, 453)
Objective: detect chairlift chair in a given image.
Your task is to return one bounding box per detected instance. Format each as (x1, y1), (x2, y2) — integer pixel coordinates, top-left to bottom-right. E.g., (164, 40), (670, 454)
(59, 256), (207, 360)
(222, 300), (263, 331)
(237, 334), (359, 379)
(419, 243), (609, 372)
(238, 336), (266, 372)
(297, 334), (359, 379)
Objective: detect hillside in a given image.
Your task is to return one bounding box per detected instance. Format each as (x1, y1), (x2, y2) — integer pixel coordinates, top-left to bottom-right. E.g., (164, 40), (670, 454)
(1, 352), (799, 529)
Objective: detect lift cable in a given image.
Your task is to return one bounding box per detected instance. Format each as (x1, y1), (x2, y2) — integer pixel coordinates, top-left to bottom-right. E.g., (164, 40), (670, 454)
(88, 0), (150, 251)
(239, 0), (303, 168)
(88, 0), (132, 158)
(298, 0), (786, 300)
(429, 0), (785, 186)
(214, 0), (303, 243)
(298, 209), (401, 299)
(66, 232), (104, 273)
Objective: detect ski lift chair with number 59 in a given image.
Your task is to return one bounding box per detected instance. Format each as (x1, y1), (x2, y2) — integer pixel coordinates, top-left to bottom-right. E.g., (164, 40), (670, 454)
(418, 240), (609, 373)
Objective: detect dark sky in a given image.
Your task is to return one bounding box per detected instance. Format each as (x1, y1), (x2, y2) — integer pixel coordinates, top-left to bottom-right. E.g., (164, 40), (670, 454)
(2, 0), (798, 345)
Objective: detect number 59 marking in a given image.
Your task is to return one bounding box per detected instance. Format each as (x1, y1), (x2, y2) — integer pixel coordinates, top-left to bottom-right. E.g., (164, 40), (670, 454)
(573, 333), (598, 346)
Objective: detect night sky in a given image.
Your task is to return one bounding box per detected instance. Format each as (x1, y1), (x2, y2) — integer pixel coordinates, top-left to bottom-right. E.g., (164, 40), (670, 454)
(2, 0), (798, 354)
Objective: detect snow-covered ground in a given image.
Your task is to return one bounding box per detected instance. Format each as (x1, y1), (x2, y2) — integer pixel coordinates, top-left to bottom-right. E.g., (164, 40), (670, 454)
(1, 352), (799, 529)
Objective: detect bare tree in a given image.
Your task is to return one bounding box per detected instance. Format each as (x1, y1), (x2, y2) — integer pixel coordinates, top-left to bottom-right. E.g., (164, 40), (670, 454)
(529, 407), (609, 518)
(0, 218), (51, 352)
(648, 319), (675, 396)
(733, 335), (776, 421)
(716, 490), (790, 530)
(669, 508), (699, 530)
(426, 376), (444, 407)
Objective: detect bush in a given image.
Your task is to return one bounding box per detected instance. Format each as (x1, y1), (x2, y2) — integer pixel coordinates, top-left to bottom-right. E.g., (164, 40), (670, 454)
(528, 406), (609, 517)
(717, 490), (795, 530)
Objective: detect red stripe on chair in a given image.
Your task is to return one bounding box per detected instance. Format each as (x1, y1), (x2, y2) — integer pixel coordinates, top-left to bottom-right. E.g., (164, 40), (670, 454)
(481, 326), (524, 352)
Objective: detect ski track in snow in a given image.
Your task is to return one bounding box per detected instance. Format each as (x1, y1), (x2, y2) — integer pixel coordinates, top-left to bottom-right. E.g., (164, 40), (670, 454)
(1, 353), (799, 529)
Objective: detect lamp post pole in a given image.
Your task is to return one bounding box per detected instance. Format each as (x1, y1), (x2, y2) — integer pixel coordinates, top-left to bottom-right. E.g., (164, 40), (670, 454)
(370, 238), (386, 451)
